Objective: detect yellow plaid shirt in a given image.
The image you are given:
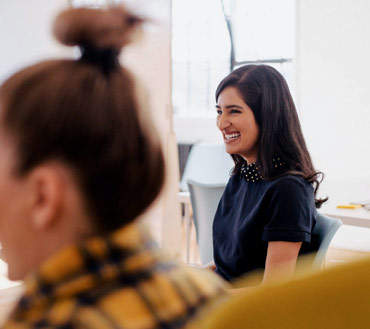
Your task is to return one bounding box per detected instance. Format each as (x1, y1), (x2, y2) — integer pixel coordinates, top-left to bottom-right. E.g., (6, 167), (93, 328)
(3, 223), (226, 329)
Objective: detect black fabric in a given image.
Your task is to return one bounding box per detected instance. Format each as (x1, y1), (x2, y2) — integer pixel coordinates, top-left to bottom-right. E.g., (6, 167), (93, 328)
(213, 173), (317, 282)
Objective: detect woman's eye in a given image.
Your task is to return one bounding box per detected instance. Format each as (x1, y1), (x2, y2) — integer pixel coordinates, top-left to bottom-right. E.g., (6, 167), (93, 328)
(216, 109), (222, 115)
(230, 109), (241, 114)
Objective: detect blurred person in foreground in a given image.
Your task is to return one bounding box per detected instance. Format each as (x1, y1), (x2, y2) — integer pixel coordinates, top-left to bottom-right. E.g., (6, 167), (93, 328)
(0, 6), (225, 329)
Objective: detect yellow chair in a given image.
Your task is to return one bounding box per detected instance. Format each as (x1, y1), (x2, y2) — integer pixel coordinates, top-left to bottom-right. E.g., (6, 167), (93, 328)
(189, 256), (370, 329)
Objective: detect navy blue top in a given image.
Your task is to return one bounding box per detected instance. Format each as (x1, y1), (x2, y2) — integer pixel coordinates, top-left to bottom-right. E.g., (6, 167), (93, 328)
(213, 172), (317, 281)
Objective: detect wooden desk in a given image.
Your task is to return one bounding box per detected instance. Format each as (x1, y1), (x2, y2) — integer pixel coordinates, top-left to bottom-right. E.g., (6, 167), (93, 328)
(320, 203), (370, 228)
(319, 180), (370, 228)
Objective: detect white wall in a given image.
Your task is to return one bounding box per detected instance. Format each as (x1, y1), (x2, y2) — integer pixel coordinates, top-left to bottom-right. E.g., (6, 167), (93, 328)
(122, 0), (182, 257)
(0, 0), (70, 82)
(296, 0), (370, 182)
(174, 116), (222, 144)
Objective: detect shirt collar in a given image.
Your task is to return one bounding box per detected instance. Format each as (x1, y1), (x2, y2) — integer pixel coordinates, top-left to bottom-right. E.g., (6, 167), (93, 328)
(241, 161), (262, 183)
(240, 156), (286, 183)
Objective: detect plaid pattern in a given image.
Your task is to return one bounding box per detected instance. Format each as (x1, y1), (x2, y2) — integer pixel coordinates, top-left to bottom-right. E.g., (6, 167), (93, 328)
(3, 223), (226, 329)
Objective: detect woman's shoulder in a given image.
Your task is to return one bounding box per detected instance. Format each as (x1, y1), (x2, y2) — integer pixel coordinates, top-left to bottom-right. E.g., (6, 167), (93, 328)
(267, 175), (314, 194)
(263, 175), (316, 213)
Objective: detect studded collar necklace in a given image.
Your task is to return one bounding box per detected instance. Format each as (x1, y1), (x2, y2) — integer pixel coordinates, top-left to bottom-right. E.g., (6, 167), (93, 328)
(241, 162), (262, 183)
(240, 156), (286, 183)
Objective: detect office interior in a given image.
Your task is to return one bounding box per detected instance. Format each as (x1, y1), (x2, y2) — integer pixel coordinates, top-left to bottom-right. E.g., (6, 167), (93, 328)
(0, 0), (370, 321)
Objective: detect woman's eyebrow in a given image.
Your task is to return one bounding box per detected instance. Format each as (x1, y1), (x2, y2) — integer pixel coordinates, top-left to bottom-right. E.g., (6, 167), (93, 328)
(225, 104), (243, 109)
(215, 104), (244, 109)
(216, 104), (244, 110)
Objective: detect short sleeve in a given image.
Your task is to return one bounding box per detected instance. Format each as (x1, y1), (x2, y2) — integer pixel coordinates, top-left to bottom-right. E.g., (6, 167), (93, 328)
(262, 177), (315, 243)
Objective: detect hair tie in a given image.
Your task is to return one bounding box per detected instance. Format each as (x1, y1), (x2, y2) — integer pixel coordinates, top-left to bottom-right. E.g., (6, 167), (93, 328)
(79, 45), (119, 72)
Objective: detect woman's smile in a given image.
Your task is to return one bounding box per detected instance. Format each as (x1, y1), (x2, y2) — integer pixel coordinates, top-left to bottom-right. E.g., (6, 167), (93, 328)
(223, 131), (241, 143)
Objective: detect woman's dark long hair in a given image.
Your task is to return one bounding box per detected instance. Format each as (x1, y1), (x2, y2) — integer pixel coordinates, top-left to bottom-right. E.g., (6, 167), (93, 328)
(216, 65), (326, 207)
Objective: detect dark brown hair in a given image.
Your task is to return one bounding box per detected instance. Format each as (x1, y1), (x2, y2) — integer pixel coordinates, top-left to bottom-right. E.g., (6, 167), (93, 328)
(0, 6), (165, 232)
(216, 65), (327, 207)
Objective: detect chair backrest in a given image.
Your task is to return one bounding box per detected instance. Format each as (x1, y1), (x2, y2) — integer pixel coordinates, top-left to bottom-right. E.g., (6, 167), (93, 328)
(311, 212), (343, 269)
(180, 142), (233, 192)
(187, 179), (226, 264)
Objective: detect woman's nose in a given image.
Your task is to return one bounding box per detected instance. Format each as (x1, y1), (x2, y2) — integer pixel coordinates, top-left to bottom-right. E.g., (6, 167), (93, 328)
(217, 114), (230, 130)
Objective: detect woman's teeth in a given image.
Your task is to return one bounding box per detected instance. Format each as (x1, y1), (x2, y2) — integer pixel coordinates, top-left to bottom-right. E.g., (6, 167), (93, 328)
(225, 133), (241, 140)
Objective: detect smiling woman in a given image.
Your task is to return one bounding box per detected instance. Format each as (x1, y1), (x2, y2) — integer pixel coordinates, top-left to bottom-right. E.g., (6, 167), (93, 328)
(212, 64), (326, 283)
(216, 86), (259, 163)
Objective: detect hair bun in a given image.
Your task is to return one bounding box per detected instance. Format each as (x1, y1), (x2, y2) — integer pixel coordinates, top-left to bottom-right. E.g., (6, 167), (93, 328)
(53, 6), (144, 51)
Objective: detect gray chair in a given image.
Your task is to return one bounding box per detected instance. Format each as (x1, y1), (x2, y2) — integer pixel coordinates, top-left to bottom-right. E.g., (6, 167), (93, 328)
(179, 143), (233, 262)
(187, 179), (226, 265)
(180, 142), (233, 192)
(311, 212), (343, 269)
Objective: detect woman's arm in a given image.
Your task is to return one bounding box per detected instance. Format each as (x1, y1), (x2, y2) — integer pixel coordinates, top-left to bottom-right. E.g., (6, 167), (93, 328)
(263, 241), (302, 283)
(227, 243), (302, 294)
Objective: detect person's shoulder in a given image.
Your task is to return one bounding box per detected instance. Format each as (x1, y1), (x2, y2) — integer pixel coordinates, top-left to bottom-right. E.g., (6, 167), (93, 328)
(267, 175), (313, 195)
(222, 173), (243, 195)
(69, 265), (228, 329)
(226, 172), (241, 185)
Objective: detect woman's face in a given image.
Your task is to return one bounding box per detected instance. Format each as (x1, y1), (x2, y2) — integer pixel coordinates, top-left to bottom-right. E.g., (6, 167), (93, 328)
(0, 122), (33, 280)
(216, 86), (259, 163)
(0, 116), (95, 281)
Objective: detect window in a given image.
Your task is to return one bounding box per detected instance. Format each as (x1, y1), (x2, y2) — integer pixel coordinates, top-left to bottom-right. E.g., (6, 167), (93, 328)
(172, 0), (230, 118)
(172, 0), (295, 121)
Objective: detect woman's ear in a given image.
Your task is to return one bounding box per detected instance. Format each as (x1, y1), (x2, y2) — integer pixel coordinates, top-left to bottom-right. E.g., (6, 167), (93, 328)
(28, 165), (64, 231)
